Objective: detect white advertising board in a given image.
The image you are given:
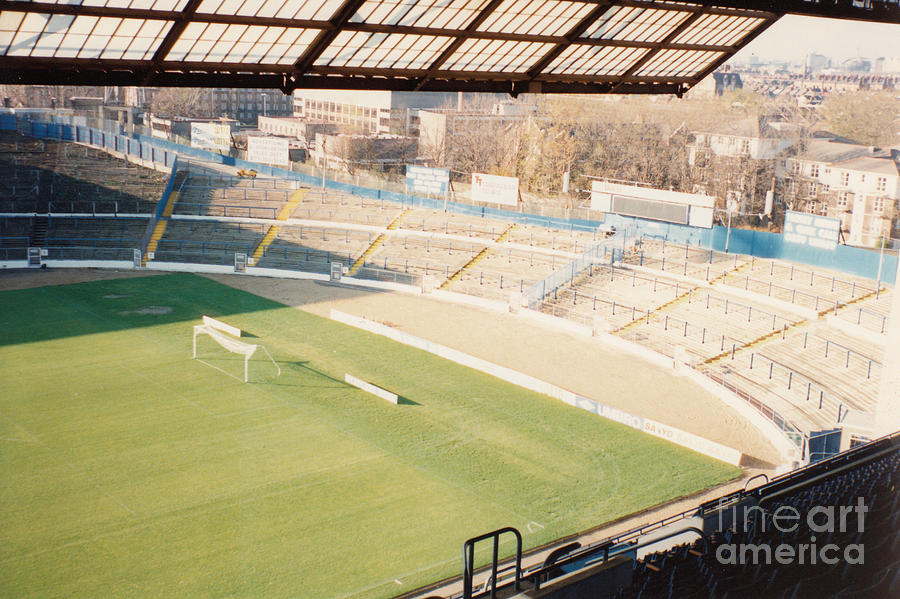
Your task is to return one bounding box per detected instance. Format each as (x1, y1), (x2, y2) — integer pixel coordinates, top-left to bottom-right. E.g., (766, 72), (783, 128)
(471, 172), (518, 206)
(190, 122), (231, 153)
(642, 418), (742, 465)
(689, 206), (714, 228)
(247, 136), (290, 166)
(406, 165), (450, 195)
(345, 373), (398, 404)
(783, 210), (840, 249)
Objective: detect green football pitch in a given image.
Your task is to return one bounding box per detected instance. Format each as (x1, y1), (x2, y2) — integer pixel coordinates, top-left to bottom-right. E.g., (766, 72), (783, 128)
(0, 273), (740, 598)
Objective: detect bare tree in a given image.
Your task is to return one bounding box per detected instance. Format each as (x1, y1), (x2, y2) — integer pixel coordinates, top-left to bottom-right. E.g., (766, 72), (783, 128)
(322, 134), (416, 177)
(443, 117), (524, 177)
(150, 88), (215, 118)
(421, 95), (529, 179)
(821, 90), (900, 147)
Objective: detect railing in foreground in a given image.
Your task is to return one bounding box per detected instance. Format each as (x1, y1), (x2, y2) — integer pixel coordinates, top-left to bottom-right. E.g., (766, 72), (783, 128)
(461, 431), (900, 599)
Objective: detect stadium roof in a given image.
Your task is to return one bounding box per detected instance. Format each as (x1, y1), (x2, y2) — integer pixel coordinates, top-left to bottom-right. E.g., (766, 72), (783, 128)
(0, 0), (898, 96)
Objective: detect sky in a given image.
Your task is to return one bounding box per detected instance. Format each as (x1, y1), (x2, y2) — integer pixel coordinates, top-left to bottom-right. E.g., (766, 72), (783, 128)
(731, 15), (900, 64)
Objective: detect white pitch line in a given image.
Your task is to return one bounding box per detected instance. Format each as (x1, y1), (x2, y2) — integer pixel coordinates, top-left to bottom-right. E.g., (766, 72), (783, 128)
(195, 358), (246, 383)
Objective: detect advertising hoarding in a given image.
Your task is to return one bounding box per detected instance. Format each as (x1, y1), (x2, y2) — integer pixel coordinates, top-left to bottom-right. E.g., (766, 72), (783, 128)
(405, 165), (450, 195)
(471, 172), (518, 206)
(247, 136), (290, 166)
(190, 122), (231, 153)
(783, 210), (840, 249)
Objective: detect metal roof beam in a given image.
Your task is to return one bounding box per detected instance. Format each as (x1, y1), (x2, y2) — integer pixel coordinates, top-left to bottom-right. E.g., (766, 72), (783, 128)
(609, 9), (706, 93)
(0, 65), (687, 94)
(291, 0), (368, 83)
(524, 1), (615, 82)
(413, 0), (506, 91)
(145, 0), (204, 84)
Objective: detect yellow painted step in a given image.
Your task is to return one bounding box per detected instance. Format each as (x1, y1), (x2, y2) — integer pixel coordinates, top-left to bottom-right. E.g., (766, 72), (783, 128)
(700, 319), (809, 368)
(823, 286), (884, 317)
(709, 257), (751, 284)
(162, 191), (179, 218)
(438, 224), (516, 290)
(277, 189), (306, 221)
(348, 234), (385, 276)
(387, 208), (412, 230)
(345, 209), (413, 277)
(439, 247), (489, 290)
(250, 225), (280, 264)
(611, 283), (699, 334)
(142, 219), (169, 267)
(494, 223), (516, 244)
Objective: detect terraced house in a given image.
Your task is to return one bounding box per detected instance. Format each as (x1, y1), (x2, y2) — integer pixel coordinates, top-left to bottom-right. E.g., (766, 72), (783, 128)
(776, 134), (900, 247)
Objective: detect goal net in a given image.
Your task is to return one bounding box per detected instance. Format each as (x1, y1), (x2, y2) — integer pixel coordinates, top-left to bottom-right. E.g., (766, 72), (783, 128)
(192, 318), (280, 383)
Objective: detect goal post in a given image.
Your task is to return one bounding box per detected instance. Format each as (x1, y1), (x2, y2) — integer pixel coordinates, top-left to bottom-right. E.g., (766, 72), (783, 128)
(192, 317), (280, 383)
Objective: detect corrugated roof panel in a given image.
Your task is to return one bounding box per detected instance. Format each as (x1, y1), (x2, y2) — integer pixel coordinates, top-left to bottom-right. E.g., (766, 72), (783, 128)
(635, 48), (723, 77)
(5, 12), (48, 57)
(442, 37), (554, 72)
(167, 21), (316, 63)
(351, 0), (491, 29)
(24, 0), (189, 9)
(672, 13), (765, 46)
(583, 6), (691, 42)
(546, 43), (648, 76)
(196, 0), (341, 20)
(122, 19), (171, 58)
(274, 29), (318, 64)
(30, 14), (70, 57)
(478, 0), (595, 37)
(0, 11), (170, 59)
(316, 31), (452, 69)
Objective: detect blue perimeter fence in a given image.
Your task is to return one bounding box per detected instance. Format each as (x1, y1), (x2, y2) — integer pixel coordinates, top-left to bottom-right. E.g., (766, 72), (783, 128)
(1, 111), (894, 285)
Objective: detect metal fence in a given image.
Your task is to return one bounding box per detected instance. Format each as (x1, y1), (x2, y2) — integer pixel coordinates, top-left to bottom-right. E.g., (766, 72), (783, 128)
(525, 227), (634, 306)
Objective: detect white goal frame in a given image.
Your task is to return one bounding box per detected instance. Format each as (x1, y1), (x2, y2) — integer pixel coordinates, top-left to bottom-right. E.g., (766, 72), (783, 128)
(192, 322), (280, 383)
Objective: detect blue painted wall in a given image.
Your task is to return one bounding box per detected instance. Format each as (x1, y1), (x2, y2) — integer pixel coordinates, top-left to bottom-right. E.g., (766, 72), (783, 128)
(601, 213), (896, 285)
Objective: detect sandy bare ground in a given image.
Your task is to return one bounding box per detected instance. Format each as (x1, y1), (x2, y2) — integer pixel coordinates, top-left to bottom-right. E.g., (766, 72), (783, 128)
(204, 273), (781, 468)
(0, 267), (161, 291)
